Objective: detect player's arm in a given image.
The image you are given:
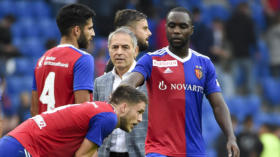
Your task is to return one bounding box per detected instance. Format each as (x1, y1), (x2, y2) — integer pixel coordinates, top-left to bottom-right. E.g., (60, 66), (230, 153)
(207, 92), (240, 157)
(73, 54), (94, 103)
(74, 90), (91, 104)
(120, 72), (145, 88)
(31, 90), (39, 116)
(75, 138), (98, 157)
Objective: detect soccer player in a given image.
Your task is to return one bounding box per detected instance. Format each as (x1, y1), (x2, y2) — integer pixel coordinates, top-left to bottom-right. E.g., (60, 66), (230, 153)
(31, 3), (95, 116)
(95, 27), (148, 157)
(121, 7), (240, 157)
(0, 85), (148, 157)
(104, 9), (152, 73)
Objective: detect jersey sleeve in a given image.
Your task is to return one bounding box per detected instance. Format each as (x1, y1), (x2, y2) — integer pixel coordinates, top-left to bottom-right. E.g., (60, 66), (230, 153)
(204, 59), (221, 95)
(132, 54), (153, 80)
(73, 54), (94, 92)
(86, 112), (117, 146)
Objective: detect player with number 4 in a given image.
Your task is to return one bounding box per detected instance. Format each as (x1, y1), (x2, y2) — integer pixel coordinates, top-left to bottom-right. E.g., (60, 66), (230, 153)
(31, 4), (95, 116)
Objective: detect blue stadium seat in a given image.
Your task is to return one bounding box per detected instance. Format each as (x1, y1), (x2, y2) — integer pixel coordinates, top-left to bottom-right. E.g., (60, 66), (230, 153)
(253, 39), (270, 83)
(227, 95), (261, 121)
(0, 1), (16, 17)
(12, 18), (40, 38)
(254, 112), (278, 128)
(250, 3), (266, 33)
(9, 93), (21, 112)
(261, 77), (280, 105)
(11, 23), (25, 40)
(6, 76), (22, 95)
(228, 0), (249, 8)
(14, 57), (34, 76)
(202, 113), (221, 146)
(208, 5), (230, 21)
(38, 18), (60, 40)
(19, 37), (45, 57)
(32, 1), (52, 18)
(14, 1), (33, 18)
(147, 19), (157, 51)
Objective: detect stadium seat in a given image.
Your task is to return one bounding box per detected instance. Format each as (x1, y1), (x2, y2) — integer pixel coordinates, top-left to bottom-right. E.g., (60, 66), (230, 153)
(14, 1), (33, 18)
(208, 5), (230, 21)
(0, 0), (16, 17)
(228, 0), (249, 8)
(261, 76), (280, 106)
(12, 18), (40, 38)
(250, 3), (266, 33)
(202, 113), (221, 146)
(38, 18), (60, 40)
(19, 37), (45, 57)
(32, 1), (52, 19)
(6, 76), (23, 95)
(252, 39), (270, 83)
(14, 58), (34, 76)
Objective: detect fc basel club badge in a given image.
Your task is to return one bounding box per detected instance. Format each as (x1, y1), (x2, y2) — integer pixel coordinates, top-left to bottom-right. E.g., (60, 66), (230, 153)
(195, 66), (203, 80)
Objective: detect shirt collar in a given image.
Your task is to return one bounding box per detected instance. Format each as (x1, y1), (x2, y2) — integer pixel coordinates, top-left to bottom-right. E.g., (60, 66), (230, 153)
(112, 61), (136, 77)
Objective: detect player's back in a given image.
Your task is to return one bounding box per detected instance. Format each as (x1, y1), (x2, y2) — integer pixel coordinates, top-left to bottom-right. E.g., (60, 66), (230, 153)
(9, 101), (117, 157)
(33, 44), (92, 113)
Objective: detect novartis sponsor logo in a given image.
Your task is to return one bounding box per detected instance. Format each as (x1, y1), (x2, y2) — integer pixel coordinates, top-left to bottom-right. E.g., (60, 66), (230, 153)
(158, 81), (204, 93)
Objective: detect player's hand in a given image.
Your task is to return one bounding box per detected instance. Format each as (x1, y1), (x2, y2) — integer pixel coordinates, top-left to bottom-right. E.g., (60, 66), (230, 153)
(226, 137), (240, 157)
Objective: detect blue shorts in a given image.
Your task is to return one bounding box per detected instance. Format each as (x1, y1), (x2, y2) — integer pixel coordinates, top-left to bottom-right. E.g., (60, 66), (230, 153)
(146, 153), (168, 157)
(0, 136), (31, 157)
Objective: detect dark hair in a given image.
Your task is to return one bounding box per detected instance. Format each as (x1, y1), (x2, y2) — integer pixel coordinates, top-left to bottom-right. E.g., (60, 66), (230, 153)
(167, 7), (193, 24)
(56, 3), (95, 36)
(109, 85), (148, 106)
(114, 9), (147, 29)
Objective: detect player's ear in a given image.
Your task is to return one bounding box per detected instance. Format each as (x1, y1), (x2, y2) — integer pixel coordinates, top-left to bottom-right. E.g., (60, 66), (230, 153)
(134, 46), (139, 58)
(190, 25), (194, 35)
(73, 25), (81, 37)
(120, 103), (128, 113)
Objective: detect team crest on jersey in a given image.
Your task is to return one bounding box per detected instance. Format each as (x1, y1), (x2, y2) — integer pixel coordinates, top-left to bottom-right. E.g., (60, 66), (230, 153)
(195, 66), (203, 80)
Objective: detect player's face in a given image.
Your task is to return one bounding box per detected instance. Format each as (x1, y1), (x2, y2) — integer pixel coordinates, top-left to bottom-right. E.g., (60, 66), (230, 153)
(166, 11), (193, 49)
(78, 18), (95, 49)
(133, 19), (152, 52)
(109, 33), (135, 72)
(120, 102), (146, 132)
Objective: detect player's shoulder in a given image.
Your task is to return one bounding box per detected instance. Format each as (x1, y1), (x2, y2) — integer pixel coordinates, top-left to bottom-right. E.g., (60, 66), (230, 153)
(147, 47), (168, 57)
(190, 48), (210, 60)
(57, 44), (91, 56)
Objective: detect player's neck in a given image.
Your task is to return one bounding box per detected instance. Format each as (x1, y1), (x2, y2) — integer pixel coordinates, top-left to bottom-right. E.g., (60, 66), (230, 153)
(169, 45), (189, 59)
(60, 36), (79, 49)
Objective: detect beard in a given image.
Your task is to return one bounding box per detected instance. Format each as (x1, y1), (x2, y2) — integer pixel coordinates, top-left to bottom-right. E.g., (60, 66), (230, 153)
(138, 39), (149, 52)
(119, 116), (130, 132)
(77, 31), (88, 49)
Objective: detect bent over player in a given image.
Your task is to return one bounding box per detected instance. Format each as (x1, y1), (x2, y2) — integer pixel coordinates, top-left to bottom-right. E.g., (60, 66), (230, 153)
(0, 85), (147, 157)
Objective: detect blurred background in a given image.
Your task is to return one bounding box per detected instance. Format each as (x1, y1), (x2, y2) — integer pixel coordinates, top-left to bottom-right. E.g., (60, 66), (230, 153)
(0, 0), (280, 156)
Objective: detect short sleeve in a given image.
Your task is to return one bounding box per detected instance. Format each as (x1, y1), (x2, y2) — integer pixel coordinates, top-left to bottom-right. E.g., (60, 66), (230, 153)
(86, 112), (117, 146)
(73, 54), (94, 92)
(132, 54), (153, 80)
(204, 59), (221, 95)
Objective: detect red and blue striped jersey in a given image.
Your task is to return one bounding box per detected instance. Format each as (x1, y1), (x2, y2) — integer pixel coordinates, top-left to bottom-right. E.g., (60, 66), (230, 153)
(9, 101), (117, 157)
(133, 47), (221, 157)
(32, 44), (94, 113)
